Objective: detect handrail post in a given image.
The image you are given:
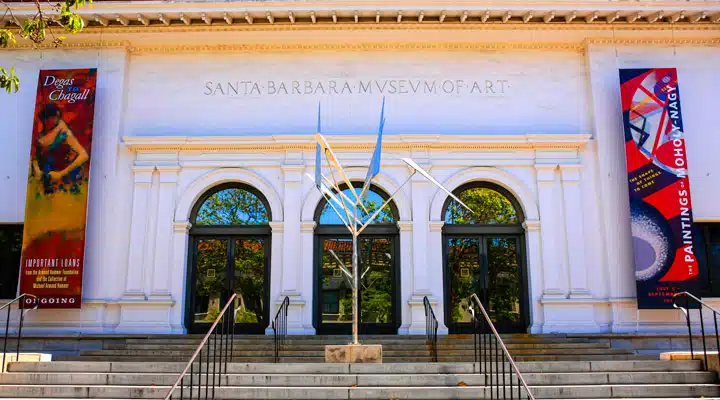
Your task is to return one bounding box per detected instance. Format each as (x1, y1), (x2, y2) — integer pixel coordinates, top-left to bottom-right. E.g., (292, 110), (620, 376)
(671, 291), (720, 371)
(0, 294), (38, 374)
(164, 293), (238, 400)
(469, 293), (534, 400)
(2, 301), (10, 373)
(700, 306), (708, 368)
(422, 297), (438, 362)
(272, 296), (290, 363)
(16, 298), (25, 362)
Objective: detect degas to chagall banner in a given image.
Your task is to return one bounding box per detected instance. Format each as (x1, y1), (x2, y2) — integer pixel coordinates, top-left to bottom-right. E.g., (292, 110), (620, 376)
(619, 68), (700, 309)
(18, 69), (98, 309)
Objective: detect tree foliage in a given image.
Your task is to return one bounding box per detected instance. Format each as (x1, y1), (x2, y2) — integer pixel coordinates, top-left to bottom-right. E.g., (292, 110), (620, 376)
(445, 187), (518, 225)
(195, 188), (269, 225)
(445, 187), (522, 329)
(1, 0), (89, 93)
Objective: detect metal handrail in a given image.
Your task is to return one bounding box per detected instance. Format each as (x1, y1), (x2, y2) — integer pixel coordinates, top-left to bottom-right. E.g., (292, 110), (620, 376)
(164, 293), (237, 400)
(469, 293), (535, 400)
(672, 291), (720, 370)
(423, 296), (438, 362)
(1, 293), (38, 373)
(272, 296), (290, 363)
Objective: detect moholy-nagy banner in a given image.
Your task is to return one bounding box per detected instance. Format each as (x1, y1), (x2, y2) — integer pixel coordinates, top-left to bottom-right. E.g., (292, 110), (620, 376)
(619, 68), (700, 309)
(18, 69), (98, 309)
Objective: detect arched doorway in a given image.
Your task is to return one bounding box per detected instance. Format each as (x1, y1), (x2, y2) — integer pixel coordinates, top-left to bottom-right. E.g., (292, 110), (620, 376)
(186, 183), (271, 334)
(314, 183), (400, 335)
(442, 182), (529, 333)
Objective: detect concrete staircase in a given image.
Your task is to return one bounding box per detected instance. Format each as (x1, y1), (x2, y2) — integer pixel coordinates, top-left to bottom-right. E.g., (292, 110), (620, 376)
(0, 334), (716, 399)
(1, 359), (718, 399)
(59, 334), (650, 363)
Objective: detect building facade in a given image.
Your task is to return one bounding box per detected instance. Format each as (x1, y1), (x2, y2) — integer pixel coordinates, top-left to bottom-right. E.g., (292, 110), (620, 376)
(1, 1), (719, 335)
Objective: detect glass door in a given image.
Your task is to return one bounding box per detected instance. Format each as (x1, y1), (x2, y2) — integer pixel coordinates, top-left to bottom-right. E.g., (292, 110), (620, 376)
(318, 236), (397, 334)
(444, 235), (525, 333)
(189, 236), (268, 334)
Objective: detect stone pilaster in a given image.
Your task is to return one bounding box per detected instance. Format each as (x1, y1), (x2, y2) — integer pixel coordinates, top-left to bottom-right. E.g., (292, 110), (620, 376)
(396, 220), (413, 334)
(535, 164), (566, 298)
(123, 166), (154, 299)
(150, 166), (180, 299)
(560, 164), (590, 298)
(522, 219), (544, 332)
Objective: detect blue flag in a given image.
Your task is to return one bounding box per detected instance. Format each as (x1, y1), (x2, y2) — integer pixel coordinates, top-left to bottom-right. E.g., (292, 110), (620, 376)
(315, 103), (322, 189)
(361, 97), (385, 198)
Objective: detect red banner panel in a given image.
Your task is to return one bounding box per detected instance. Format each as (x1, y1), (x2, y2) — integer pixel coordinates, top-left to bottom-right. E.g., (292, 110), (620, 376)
(619, 68), (700, 309)
(18, 69), (98, 309)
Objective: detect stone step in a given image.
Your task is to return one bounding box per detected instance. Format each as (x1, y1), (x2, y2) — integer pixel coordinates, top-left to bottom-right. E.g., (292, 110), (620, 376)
(9, 360), (703, 374)
(0, 371), (712, 386)
(106, 342), (613, 351)
(80, 348), (633, 357)
(56, 354), (660, 363)
(6, 398), (720, 400)
(530, 384), (720, 399)
(122, 337), (606, 345)
(0, 383), (717, 399)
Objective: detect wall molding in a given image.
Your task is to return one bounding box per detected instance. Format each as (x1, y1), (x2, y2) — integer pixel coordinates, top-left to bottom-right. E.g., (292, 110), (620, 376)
(123, 134), (592, 153)
(3, 38), (719, 53)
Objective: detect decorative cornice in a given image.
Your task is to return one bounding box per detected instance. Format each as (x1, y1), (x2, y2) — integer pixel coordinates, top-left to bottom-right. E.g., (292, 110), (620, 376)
(123, 134), (592, 153)
(128, 41), (586, 53)
(3, 37), (719, 53)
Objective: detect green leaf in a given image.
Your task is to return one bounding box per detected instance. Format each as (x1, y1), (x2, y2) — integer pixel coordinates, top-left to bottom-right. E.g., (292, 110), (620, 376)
(0, 30), (16, 48)
(0, 67), (20, 93)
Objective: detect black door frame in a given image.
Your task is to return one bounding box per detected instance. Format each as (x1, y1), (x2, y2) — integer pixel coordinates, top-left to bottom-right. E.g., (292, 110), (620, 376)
(313, 230), (401, 335)
(312, 182), (401, 335)
(442, 232), (528, 333)
(440, 181), (530, 334)
(184, 183), (273, 334)
(186, 234), (271, 334)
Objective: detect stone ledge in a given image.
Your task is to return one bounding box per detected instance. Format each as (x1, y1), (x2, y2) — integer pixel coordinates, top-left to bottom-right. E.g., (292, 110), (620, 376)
(325, 344), (382, 364)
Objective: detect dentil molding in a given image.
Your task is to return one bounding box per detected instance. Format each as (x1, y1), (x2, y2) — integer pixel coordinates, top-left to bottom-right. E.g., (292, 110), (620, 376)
(3, 38), (719, 53)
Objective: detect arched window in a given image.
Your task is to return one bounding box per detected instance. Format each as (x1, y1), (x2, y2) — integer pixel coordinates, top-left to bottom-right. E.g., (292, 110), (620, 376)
(442, 182), (528, 334)
(187, 183), (271, 335)
(444, 185), (522, 225)
(193, 185), (270, 226)
(317, 185), (396, 225)
(313, 183), (400, 335)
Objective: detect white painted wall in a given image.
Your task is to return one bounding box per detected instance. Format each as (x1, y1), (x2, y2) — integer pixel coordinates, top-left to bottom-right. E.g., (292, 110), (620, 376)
(125, 51), (590, 136)
(0, 44), (717, 334)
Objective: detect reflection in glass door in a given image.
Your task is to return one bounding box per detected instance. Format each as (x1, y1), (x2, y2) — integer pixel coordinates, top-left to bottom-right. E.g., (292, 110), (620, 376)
(190, 236), (268, 334)
(233, 239), (267, 328)
(193, 238), (229, 326)
(444, 235), (525, 333)
(318, 236), (397, 334)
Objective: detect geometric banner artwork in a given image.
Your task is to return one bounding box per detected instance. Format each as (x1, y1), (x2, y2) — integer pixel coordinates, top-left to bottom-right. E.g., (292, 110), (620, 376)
(619, 68), (700, 309)
(18, 69), (98, 309)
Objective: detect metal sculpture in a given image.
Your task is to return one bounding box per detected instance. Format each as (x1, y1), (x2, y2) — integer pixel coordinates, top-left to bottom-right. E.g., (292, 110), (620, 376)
(310, 98), (472, 345)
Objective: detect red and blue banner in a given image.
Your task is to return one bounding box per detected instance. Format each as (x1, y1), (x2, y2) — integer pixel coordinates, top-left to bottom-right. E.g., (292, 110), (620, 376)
(18, 69), (97, 309)
(619, 68), (700, 309)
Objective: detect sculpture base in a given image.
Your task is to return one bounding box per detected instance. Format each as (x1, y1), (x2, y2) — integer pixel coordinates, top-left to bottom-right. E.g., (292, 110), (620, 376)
(324, 344), (383, 363)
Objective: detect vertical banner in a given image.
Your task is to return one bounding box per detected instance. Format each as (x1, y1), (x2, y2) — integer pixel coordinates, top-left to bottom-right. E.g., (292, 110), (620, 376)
(619, 68), (699, 309)
(18, 69), (98, 309)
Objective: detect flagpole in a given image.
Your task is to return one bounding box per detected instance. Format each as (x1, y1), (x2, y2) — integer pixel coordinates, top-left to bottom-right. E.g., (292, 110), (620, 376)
(352, 205), (360, 346)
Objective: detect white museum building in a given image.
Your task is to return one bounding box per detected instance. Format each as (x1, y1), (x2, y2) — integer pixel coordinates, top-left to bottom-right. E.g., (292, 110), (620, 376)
(1, 0), (719, 336)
